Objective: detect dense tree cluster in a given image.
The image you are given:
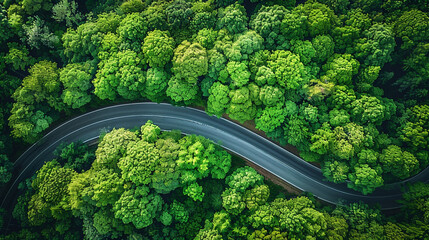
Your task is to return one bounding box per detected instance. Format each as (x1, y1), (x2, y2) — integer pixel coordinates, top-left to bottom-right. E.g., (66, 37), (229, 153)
(2, 124), (428, 239)
(0, 0), (428, 236)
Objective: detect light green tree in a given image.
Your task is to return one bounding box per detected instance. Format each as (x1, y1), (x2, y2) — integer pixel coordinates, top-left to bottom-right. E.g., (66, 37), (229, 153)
(142, 30), (175, 68)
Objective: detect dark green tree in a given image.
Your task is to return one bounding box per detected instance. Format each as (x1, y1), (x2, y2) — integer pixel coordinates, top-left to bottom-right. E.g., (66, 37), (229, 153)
(216, 4), (248, 35)
(165, 0), (194, 29)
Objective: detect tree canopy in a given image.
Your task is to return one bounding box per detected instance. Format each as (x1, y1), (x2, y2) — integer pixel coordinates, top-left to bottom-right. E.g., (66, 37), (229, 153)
(0, 0), (428, 235)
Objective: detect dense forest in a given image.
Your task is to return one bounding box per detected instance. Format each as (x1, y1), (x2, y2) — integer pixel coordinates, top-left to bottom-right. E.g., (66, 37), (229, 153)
(0, 122), (428, 239)
(0, 0), (428, 238)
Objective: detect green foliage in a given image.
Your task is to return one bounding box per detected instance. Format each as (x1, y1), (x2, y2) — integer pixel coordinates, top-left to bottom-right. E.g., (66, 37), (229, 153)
(322, 54), (359, 86)
(222, 188), (245, 215)
(141, 120), (161, 143)
(4, 43), (35, 71)
(3, 0), (429, 233)
(93, 128), (138, 170)
(92, 54), (119, 101)
(95, 12), (122, 33)
(113, 186), (163, 229)
(270, 196), (328, 239)
(333, 202), (384, 238)
(116, 50), (146, 100)
(8, 104), (53, 143)
(0, 153), (12, 185)
(312, 35), (335, 63)
(217, 4), (248, 35)
(177, 134), (231, 187)
(351, 95), (387, 125)
(21, 0), (54, 14)
(119, 0), (146, 14)
(211, 211), (230, 233)
(310, 121), (369, 161)
(12, 60), (61, 108)
(166, 0), (193, 29)
(291, 40), (316, 65)
(160, 210), (172, 226)
(248, 204), (274, 229)
(402, 182), (429, 224)
(62, 21), (103, 63)
(356, 149), (379, 167)
(97, 32), (121, 60)
(355, 24), (396, 67)
(394, 9), (429, 50)
(226, 61), (250, 88)
(284, 100), (298, 116)
(226, 166), (264, 192)
(255, 104), (286, 133)
(255, 66), (276, 86)
(383, 222), (409, 240)
(0, 229), (42, 240)
(169, 200), (189, 223)
(357, 65), (381, 92)
(94, 50), (145, 101)
(52, 0), (83, 27)
(144, 67), (169, 103)
(324, 213), (349, 240)
(8, 60), (62, 142)
(380, 145), (419, 179)
(92, 208), (131, 237)
(331, 9), (371, 52)
(294, 1), (338, 37)
(207, 49), (228, 82)
(172, 40), (208, 83)
(118, 139), (160, 185)
(281, 11), (307, 41)
(166, 76), (199, 104)
(226, 31), (264, 61)
(322, 161), (349, 183)
(152, 138), (180, 193)
(118, 13), (147, 51)
(194, 225), (223, 240)
(283, 115), (310, 147)
(191, 11), (216, 32)
(347, 164), (383, 195)
(259, 85), (284, 107)
(268, 50), (309, 90)
(400, 105), (429, 151)
(0, 5), (12, 44)
(250, 5), (288, 49)
(183, 182), (204, 202)
(200, 77), (216, 97)
(207, 82), (230, 117)
(141, 1), (168, 31)
(329, 109), (350, 127)
(60, 61), (94, 109)
(328, 85), (356, 110)
(28, 160), (76, 226)
(13, 191), (31, 227)
(332, 122), (366, 160)
(69, 168), (124, 209)
(6, 119), (429, 239)
(54, 141), (95, 172)
(227, 87), (256, 123)
(310, 123), (334, 155)
(142, 30), (174, 68)
(243, 184), (270, 211)
(248, 227), (287, 240)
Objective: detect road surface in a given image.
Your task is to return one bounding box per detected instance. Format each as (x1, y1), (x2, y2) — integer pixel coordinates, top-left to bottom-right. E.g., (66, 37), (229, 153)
(1, 103), (428, 230)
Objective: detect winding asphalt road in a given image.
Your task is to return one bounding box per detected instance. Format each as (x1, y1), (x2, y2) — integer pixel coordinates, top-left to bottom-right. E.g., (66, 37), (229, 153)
(1, 103), (429, 228)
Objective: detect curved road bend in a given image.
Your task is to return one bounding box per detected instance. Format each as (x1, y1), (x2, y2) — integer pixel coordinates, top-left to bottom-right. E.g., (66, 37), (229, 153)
(1, 103), (429, 226)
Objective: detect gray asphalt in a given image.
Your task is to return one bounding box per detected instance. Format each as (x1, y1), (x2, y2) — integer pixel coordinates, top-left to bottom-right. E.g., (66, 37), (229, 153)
(1, 103), (428, 229)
